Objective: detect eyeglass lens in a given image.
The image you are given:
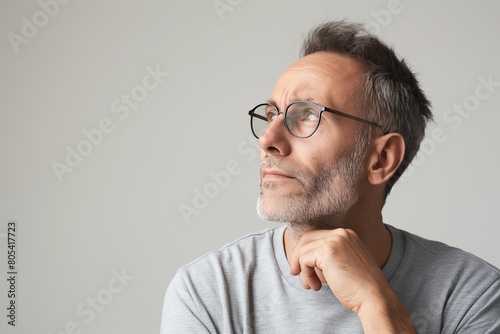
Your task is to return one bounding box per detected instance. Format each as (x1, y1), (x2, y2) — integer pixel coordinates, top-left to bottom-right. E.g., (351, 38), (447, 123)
(251, 102), (321, 138)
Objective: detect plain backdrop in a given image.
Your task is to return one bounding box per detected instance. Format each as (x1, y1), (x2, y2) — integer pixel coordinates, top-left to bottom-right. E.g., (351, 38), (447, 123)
(1, 1), (499, 333)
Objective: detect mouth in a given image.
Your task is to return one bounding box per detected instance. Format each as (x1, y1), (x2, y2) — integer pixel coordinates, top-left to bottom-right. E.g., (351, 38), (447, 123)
(261, 169), (295, 180)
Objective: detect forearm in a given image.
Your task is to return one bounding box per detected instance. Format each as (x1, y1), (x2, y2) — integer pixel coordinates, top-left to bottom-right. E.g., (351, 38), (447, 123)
(357, 288), (416, 334)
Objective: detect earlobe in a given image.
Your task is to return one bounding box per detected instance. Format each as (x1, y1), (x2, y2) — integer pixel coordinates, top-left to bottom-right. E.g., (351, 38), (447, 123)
(367, 133), (405, 186)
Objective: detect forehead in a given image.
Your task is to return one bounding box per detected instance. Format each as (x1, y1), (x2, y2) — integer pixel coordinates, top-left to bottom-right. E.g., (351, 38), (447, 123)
(271, 52), (365, 109)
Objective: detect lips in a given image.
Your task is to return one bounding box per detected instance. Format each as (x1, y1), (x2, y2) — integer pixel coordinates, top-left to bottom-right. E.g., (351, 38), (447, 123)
(260, 157), (304, 184)
(261, 169), (294, 179)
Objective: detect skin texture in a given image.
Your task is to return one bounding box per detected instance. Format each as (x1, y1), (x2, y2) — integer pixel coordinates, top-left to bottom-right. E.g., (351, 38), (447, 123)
(257, 52), (414, 333)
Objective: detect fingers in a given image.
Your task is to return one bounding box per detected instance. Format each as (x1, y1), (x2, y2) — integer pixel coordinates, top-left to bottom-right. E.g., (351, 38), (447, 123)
(289, 231), (322, 275)
(300, 265), (323, 291)
(291, 244), (324, 291)
(289, 228), (362, 292)
(288, 228), (394, 315)
(289, 230), (332, 291)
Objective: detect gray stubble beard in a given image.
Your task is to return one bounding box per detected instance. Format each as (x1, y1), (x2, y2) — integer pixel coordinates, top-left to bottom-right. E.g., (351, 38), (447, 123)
(257, 132), (368, 233)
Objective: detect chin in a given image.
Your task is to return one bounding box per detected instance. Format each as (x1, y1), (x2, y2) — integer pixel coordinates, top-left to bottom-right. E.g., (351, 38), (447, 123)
(256, 196), (289, 223)
(256, 194), (353, 230)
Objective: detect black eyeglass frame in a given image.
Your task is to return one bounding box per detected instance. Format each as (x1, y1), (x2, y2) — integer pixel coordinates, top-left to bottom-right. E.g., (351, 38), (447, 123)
(248, 100), (384, 139)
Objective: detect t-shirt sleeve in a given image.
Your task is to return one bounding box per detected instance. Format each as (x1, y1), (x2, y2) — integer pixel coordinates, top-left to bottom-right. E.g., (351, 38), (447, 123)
(160, 269), (212, 334)
(456, 277), (500, 333)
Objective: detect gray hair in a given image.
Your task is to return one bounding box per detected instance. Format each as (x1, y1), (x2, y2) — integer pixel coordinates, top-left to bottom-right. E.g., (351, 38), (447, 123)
(301, 20), (433, 196)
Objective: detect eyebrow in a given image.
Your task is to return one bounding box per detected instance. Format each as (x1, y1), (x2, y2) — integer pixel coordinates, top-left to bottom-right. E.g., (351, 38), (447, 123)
(265, 97), (319, 107)
(265, 97), (278, 105)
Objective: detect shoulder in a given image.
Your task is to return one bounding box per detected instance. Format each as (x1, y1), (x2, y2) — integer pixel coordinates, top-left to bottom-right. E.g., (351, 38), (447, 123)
(387, 225), (500, 295)
(162, 226), (284, 332)
(398, 226), (499, 274)
(166, 226), (282, 309)
(176, 226), (281, 278)
(386, 225), (500, 331)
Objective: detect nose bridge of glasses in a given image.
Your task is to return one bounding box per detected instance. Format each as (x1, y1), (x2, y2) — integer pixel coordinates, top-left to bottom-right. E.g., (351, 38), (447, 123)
(259, 107), (286, 137)
(265, 110), (286, 137)
(273, 110), (285, 121)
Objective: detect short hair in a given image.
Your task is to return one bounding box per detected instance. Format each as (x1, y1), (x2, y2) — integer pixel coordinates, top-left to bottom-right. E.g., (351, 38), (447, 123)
(301, 20), (433, 196)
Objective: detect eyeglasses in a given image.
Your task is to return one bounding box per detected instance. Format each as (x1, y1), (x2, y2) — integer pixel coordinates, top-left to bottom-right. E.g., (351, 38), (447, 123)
(248, 100), (383, 139)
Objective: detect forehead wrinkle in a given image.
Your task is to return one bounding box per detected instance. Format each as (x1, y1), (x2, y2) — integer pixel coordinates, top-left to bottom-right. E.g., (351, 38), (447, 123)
(271, 76), (329, 108)
(270, 52), (366, 115)
(272, 75), (355, 111)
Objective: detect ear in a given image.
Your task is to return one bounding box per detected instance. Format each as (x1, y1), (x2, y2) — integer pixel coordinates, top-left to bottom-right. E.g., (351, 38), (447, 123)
(366, 133), (405, 186)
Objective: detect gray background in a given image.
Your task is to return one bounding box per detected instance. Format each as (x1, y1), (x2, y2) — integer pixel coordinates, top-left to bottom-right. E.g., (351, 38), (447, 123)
(1, 1), (499, 333)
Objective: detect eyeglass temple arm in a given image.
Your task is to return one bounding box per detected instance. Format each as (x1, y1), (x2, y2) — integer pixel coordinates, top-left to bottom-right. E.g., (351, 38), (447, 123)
(324, 107), (383, 129)
(248, 110), (268, 122)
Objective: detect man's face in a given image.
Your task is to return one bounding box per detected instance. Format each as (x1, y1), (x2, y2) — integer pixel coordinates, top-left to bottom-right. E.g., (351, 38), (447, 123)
(256, 52), (369, 227)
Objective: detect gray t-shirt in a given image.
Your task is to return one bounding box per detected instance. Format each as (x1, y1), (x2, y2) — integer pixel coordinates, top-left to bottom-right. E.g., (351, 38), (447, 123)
(160, 225), (500, 333)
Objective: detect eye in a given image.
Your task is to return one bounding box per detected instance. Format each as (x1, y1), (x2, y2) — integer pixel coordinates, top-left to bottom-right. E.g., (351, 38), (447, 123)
(265, 107), (278, 122)
(302, 108), (319, 121)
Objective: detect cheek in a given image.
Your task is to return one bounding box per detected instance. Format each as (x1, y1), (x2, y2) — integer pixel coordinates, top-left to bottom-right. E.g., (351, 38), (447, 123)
(319, 114), (359, 146)
(292, 140), (334, 174)
(293, 131), (354, 176)
(310, 129), (339, 155)
(317, 122), (359, 158)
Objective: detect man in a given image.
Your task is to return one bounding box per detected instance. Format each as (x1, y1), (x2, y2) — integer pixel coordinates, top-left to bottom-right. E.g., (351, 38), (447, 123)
(161, 21), (500, 333)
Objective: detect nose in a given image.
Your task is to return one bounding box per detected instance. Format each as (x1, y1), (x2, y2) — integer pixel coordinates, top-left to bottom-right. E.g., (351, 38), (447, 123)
(258, 113), (292, 157)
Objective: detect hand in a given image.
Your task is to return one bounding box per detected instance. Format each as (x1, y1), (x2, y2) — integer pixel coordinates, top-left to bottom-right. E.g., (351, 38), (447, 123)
(289, 228), (416, 333)
(289, 228), (389, 314)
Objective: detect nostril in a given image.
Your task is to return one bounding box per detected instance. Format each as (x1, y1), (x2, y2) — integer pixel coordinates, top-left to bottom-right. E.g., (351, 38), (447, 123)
(266, 146), (280, 154)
